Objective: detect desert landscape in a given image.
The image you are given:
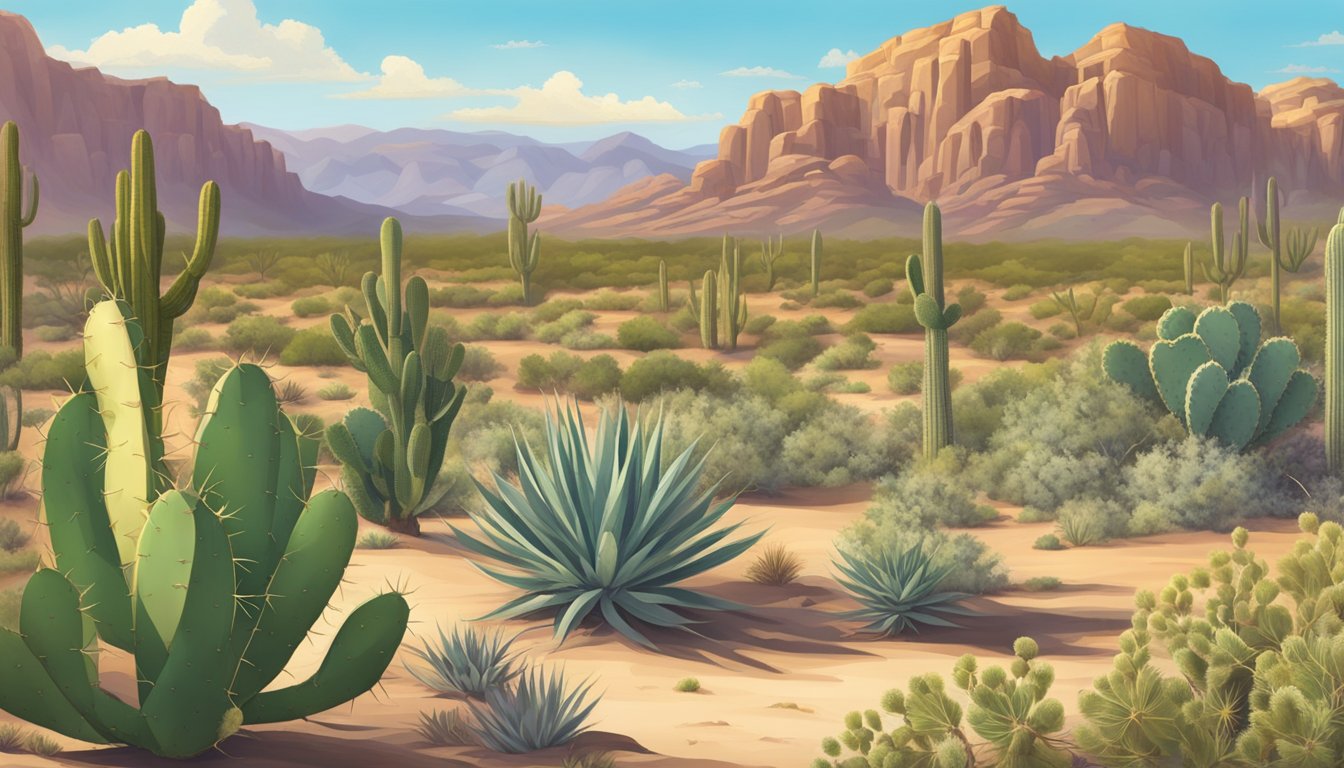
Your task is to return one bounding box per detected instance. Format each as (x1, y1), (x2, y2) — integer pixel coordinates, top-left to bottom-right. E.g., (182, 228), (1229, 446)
(0, 2), (1343, 767)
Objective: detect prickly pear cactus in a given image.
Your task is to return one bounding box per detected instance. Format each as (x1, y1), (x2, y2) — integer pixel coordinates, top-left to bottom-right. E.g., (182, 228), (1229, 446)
(0, 299), (409, 758)
(1103, 301), (1316, 451)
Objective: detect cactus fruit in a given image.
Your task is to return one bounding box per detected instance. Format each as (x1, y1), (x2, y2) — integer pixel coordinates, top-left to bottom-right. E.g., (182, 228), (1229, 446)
(1327, 208), (1344, 476)
(87, 129), (219, 426)
(0, 299), (408, 757)
(657, 259), (669, 312)
(907, 202), (961, 460)
(810, 228), (822, 298)
(1103, 301), (1316, 451)
(718, 235), (748, 351)
(1204, 198), (1249, 303)
(759, 233), (782, 292)
(506, 178), (542, 305)
(1257, 176), (1319, 333)
(327, 218), (467, 535)
(1183, 241), (1194, 295)
(0, 121), (38, 451)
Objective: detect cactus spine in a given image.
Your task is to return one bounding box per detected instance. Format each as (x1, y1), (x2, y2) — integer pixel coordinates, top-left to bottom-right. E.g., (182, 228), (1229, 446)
(87, 129), (220, 421)
(810, 228), (822, 298)
(0, 121), (36, 452)
(718, 235), (747, 351)
(0, 299), (408, 758)
(907, 202), (961, 460)
(1183, 241), (1194, 295)
(506, 178), (541, 305)
(1204, 198), (1248, 304)
(657, 259), (669, 312)
(328, 218), (467, 535)
(758, 233), (782, 292)
(1327, 209), (1344, 475)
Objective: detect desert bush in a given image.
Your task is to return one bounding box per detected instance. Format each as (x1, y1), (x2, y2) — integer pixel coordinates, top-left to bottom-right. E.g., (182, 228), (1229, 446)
(1029, 299), (1063, 319)
(1033, 533), (1063, 551)
(780, 406), (883, 486)
(674, 677), (701, 693)
(417, 709), (475, 746)
(290, 294), (331, 317)
(32, 325), (72, 342)
(560, 330), (613, 350)
(616, 316), (680, 351)
(845, 303), (919, 334)
(173, 327), (216, 351)
(457, 345), (505, 381)
(225, 315), (296, 357)
(184, 357), (234, 414)
(279, 325), (347, 366)
(812, 333), (878, 371)
(862, 278), (894, 298)
(746, 542), (803, 586)
(232, 280), (287, 299)
(743, 314), (776, 335)
(516, 352), (621, 400)
(840, 515), (1007, 596)
(464, 311), (530, 341)
(468, 667), (598, 753)
(451, 387), (546, 479)
(0, 454), (24, 499)
(869, 461), (997, 529)
(317, 382), (355, 401)
(0, 349), (84, 391)
(620, 352), (733, 401)
(356, 530), (399, 549)
(20, 408), (53, 428)
(947, 307), (1002, 346)
(486, 283), (528, 306)
(969, 321), (1042, 360)
(1120, 293), (1173, 320)
(535, 309), (595, 344)
(812, 290), (863, 309)
(886, 361), (964, 395)
(406, 624), (519, 699)
(1002, 283), (1033, 300)
(182, 286), (257, 325)
(656, 389), (790, 493)
(430, 284), (494, 308)
(1056, 497), (1124, 546)
(274, 379), (307, 405)
(531, 299), (585, 323)
(583, 290), (641, 310)
(1124, 437), (1287, 534)
(758, 335), (825, 370)
(955, 284), (987, 315)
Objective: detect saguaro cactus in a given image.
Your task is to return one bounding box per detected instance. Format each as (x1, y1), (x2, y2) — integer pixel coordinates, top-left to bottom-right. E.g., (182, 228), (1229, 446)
(810, 228), (823, 298)
(87, 129), (220, 415)
(506, 178), (541, 305)
(907, 202), (961, 460)
(657, 259), (670, 312)
(0, 121), (37, 451)
(1257, 176), (1319, 333)
(758, 233), (782, 292)
(718, 236), (748, 351)
(689, 270), (718, 349)
(1327, 209), (1344, 475)
(328, 218), (467, 535)
(0, 300), (409, 758)
(1050, 286), (1098, 338)
(1183, 242), (1194, 295)
(1204, 198), (1248, 304)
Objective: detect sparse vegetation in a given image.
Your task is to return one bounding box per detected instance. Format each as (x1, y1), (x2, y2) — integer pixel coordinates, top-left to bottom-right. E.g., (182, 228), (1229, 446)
(674, 677), (701, 693)
(745, 542), (804, 586)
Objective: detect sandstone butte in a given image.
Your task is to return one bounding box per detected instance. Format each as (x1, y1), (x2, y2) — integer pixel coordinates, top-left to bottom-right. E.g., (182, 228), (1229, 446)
(544, 5), (1344, 240)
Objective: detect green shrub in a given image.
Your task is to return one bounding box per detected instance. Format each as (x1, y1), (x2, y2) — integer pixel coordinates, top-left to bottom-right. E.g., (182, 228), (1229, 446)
(887, 361), (964, 394)
(743, 314), (776, 335)
(232, 280), (286, 299)
(430, 284), (494, 308)
(1056, 497), (1123, 546)
(616, 316), (680, 351)
(225, 315), (296, 357)
(530, 299), (585, 323)
(956, 284), (987, 315)
(356, 530), (399, 549)
(812, 334), (878, 371)
(811, 290), (862, 309)
(1033, 533), (1064, 551)
(1124, 437), (1286, 534)
(869, 462), (997, 529)
(569, 355), (622, 399)
(317, 382), (355, 401)
(516, 352), (621, 400)
(758, 335), (825, 370)
(1029, 299), (1063, 319)
(465, 311), (529, 341)
(279, 325), (347, 366)
(845, 303), (918, 334)
(1121, 294), (1173, 320)
(780, 405), (883, 486)
(1002, 283), (1033, 300)
(862, 278), (894, 298)
(173, 327), (216, 351)
(1023, 576), (1062, 591)
(33, 325), (73, 342)
(0, 453), (25, 499)
(559, 330), (613, 350)
(535, 309), (595, 344)
(20, 408), (53, 428)
(583, 290), (641, 310)
(406, 624), (519, 699)
(948, 307), (1001, 344)
(290, 294), (332, 318)
(184, 357), (234, 414)
(970, 321), (1042, 360)
(745, 542), (803, 586)
(674, 677), (701, 693)
(458, 345), (505, 381)
(182, 286), (254, 324)
(0, 349), (85, 390)
(620, 352), (733, 401)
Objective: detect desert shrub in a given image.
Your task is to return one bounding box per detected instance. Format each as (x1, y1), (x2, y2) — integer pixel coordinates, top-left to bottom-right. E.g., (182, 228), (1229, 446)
(970, 321), (1042, 360)
(1124, 437), (1287, 534)
(457, 345), (505, 381)
(583, 290), (641, 311)
(278, 325), (347, 366)
(535, 309), (595, 344)
(0, 349), (85, 390)
(871, 461), (997, 529)
(811, 290), (862, 309)
(317, 382), (355, 401)
(1002, 283), (1033, 300)
(1056, 497), (1125, 546)
(406, 624), (519, 699)
(1023, 576), (1062, 591)
(232, 280), (286, 299)
(948, 306), (1002, 345)
(886, 361), (964, 395)
(743, 314), (776, 335)
(667, 305), (699, 333)
(616, 316), (680, 351)
(184, 357), (234, 414)
(487, 283), (528, 306)
(1280, 295), (1325, 363)
(841, 509), (1006, 596)
(531, 298), (586, 323)
(1033, 533), (1063, 551)
(812, 333), (878, 371)
(33, 325), (72, 342)
(464, 312), (529, 341)
(417, 709), (474, 746)
(862, 278), (894, 298)
(1028, 299), (1063, 319)
(674, 677), (701, 693)
(290, 294), (331, 318)
(845, 303), (918, 334)
(468, 668), (598, 753)
(451, 387), (546, 479)
(620, 352), (733, 401)
(430, 284), (494, 308)
(657, 388), (790, 492)
(0, 453), (25, 499)
(559, 329), (613, 350)
(758, 335), (825, 370)
(182, 286), (257, 324)
(1121, 294), (1173, 320)
(225, 315), (296, 357)
(796, 314), (834, 335)
(779, 405), (883, 486)
(174, 327), (216, 351)
(746, 542), (803, 586)
(569, 355), (622, 399)
(20, 408), (53, 428)
(516, 352), (620, 400)
(955, 284), (987, 315)
(356, 530), (398, 549)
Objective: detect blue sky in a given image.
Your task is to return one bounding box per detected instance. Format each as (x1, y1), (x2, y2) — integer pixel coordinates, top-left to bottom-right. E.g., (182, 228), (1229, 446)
(7, 0), (1343, 147)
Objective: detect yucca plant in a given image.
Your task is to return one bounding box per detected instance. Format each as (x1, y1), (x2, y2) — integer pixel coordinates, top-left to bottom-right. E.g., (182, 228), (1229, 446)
(416, 708), (476, 746)
(833, 543), (977, 636)
(406, 624), (520, 699)
(454, 400), (763, 648)
(468, 666), (599, 753)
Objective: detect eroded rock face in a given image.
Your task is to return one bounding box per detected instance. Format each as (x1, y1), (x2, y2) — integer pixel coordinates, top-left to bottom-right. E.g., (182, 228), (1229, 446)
(549, 5), (1344, 238)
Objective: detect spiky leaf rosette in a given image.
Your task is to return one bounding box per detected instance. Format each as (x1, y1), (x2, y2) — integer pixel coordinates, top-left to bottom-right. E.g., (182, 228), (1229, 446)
(833, 543), (977, 636)
(467, 666), (599, 753)
(453, 400), (763, 648)
(405, 624), (520, 699)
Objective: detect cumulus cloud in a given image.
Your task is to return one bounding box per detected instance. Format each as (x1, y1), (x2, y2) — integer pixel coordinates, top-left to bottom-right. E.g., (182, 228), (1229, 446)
(818, 48), (860, 68)
(335, 55), (482, 99)
(1292, 31), (1344, 47)
(493, 40), (546, 49)
(46, 0), (365, 82)
(1274, 63), (1340, 74)
(448, 71), (717, 125)
(671, 79), (702, 89)
(719, 66), (803, 80)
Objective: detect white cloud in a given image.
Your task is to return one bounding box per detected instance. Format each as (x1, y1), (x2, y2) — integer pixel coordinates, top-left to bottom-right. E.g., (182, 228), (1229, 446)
(335, 55), (482, 99)
(719, 66), (803, 80)
(493, 40), (546, 49)
(1274, 64), (1340, 74)
(671, 79), (702, 89)
(1292, 31), (1344, 47)
(818, 48), (860, 68)
(46, 0), (366, 82)
(448, 71), (717, 125)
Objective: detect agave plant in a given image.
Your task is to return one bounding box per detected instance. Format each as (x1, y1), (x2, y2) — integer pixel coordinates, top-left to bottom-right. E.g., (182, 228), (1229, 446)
(454, 400), (763, 648)
(833, 543), (977, 636)
(467, 666), (599, 753)
(406, 624), (520, 698)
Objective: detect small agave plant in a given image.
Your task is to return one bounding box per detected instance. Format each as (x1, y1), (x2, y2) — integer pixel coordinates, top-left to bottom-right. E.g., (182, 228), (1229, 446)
(405, 624), (520, 699)
(454, 400), (763, 648)
(833, 542), (977, 636)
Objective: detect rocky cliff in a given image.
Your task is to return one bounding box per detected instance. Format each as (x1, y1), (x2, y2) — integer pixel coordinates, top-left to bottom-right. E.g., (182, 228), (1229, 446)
(547, 6), (1344, 239)
(0, 11), (418, 236)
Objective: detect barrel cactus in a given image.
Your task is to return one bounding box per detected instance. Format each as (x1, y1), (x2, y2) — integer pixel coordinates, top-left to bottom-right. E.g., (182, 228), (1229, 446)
(0, 299), (408, 758)
(328, 217), (467, 535)
(1103, 301), (1316, 451)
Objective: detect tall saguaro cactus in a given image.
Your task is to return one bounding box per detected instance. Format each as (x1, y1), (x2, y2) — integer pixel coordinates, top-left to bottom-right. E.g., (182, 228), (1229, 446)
(689, 270), (718, 349)
(907, 202), (962, 460)
(506, 178), (541, 305)
(87, 129), (220, 414)
(1257, 176), (1319, 333)
(657, 259), (670, 312)
(718, 235), (747, 351)
(1204, 198), (1248, 304)
(0, 121), (37, 451)
(810, 228), (823, 298)
(1183, 242), (1194, 295)
(759, 233), (782, 292)
(1327, 209), (1344, 476)
(328, 218), (467, 535)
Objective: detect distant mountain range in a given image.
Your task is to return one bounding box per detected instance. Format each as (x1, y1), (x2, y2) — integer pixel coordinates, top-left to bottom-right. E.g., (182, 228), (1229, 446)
(243, 123), (715, 219)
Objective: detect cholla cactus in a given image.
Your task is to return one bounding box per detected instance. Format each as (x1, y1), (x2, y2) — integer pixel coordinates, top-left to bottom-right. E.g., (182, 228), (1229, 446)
(328, 218), (467, 535)
(812, 637), (1070, 768)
